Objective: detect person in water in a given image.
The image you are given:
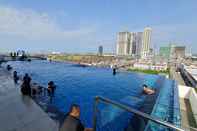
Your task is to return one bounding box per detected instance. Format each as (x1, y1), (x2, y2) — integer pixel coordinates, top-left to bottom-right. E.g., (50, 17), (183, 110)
(142, 84), (155, 95)
(113, 68), (116, 75)
(21, 73), (32, 95)
(60, 104), (93, 131)
(13, 71), (19, 84)
(47, 81), (56, 96)
(7, 65), (12, 71)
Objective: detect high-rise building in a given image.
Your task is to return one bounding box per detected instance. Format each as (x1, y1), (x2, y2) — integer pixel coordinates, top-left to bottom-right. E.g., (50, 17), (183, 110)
(141, 27), (152, 58)
(98, 45), (103, 56)
(135, 32), (143, 58)
(129, 32), (135, 56)
(129, 32), (143, 57)
(116, 32), (131, 55)
(159, 46), (171, 59)
(173, 46), (186, 59)
(116, 27), (151, 58)
(160, 44), (186, 60)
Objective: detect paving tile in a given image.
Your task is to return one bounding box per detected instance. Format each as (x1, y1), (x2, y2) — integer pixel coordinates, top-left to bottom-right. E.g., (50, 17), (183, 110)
(17, 116), (59, 131)
(0, 107), (22, 131)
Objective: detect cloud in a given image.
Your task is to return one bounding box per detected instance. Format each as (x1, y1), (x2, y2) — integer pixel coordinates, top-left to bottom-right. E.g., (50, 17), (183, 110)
(0, 6), (96, 40)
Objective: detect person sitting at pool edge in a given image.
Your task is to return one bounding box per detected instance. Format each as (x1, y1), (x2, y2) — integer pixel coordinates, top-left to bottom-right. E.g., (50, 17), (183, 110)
(47, 81), (56, 96)
(60, 104), (93, 131)
(7, 65), (12, 71)
(142, 84), (155, 95)
(13, 71), (19, 84)
(21, 73), (32, 95)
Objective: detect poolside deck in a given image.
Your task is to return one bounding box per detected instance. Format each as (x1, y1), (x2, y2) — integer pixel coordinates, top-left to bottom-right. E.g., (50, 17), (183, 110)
(180, 98), (197, 131)
(0, 68), (58, 131)
(170, 67), (197, 130)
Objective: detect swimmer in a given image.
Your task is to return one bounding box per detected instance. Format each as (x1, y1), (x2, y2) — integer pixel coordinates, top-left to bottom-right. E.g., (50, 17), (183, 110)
(142, 84), (155, 95)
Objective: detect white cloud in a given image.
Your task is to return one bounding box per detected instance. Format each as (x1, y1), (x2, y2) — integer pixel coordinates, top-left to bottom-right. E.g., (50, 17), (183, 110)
(0, 6), (96, 40)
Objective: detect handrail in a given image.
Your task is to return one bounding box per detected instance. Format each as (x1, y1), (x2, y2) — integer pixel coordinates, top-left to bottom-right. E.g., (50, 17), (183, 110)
(93, 96), (185, 131)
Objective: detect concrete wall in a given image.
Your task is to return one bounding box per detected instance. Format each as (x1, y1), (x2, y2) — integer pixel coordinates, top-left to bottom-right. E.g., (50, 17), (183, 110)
(178, 85), (197, 123)
(178, 85), (191, 99)
(189, 88), (197, 123)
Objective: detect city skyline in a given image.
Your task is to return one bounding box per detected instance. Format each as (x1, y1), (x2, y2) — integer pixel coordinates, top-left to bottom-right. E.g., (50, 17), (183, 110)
(116, 27), (151, 58)
(0, 0), (197, 53)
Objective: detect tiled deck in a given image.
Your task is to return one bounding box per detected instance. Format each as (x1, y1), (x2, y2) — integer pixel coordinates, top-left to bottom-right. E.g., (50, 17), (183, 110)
(0, 68), (58, 131)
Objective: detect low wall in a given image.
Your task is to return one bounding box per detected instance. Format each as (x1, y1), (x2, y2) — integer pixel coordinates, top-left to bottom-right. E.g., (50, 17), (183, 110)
(178, 85), (197, 123)
(178, 85), (191, 99)
(189, 88), (197, 123)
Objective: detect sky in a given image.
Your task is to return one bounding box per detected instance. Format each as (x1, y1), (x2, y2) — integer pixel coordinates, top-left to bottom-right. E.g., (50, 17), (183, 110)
(0, 0), (197, 54)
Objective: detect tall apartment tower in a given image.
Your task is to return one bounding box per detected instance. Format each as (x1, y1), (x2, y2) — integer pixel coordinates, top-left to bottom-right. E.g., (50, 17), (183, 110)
(129, 32), (142, 57)
(141, 27), (152, 58)
(129, 32), (136, 56)
(116, 32), (131, 55)
(135, 32), (143, 58)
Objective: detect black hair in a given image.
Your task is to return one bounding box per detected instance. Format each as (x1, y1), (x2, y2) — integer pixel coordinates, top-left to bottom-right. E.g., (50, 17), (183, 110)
(143, 84), (148, 87)
(69, 104), (80, 113)
(48, 81), (54, 85)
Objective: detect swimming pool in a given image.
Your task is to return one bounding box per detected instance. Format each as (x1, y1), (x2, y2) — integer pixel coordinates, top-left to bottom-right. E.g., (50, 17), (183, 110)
(4, 60), (180, 130)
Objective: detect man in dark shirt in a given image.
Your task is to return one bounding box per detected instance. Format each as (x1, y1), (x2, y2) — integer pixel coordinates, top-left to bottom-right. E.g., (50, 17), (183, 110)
(60, 104), (92, 131)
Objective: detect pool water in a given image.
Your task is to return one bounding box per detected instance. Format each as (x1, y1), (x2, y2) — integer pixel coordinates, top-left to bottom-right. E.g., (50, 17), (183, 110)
(4, 60), (180, 130)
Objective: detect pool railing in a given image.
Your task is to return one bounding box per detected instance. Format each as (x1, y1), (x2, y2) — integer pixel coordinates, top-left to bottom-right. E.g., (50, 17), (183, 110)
(93, 96), (185, 131)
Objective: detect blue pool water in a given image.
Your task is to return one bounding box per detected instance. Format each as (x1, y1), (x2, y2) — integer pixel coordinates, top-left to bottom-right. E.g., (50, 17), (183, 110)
(4, 60), (180, 130)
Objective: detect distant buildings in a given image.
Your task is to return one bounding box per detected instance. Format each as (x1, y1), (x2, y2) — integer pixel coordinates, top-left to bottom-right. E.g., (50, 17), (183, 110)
(17, 50), (26, 57)
(98, 45), (103, 56)
(135, 32), (143, 58)
(116, 27), (152, 59)
(159, 44), (186, 60)
(173, 46), (186, 59)
(133, 63), (168, 71)
(116, 31), (131, 55)
(141, 27), (152, 58)
(130, 32), (143, 58)
(159, 46), (171, 59)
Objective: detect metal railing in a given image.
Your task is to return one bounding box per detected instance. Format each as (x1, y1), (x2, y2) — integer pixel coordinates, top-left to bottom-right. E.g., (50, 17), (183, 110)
(93, 96), (185, 131)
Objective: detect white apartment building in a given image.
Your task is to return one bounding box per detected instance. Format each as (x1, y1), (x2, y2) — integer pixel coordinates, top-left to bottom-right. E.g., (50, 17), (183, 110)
(141, 27), (152, 58)
(116, 32), (131, 55)
(116, 27), (151, 59)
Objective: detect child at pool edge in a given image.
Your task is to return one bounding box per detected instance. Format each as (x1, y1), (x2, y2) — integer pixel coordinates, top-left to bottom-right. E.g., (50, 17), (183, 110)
(60, 104), (93, 131)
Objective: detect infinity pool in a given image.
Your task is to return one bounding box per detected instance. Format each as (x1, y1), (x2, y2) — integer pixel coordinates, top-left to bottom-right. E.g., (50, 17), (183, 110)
(4, 60), (180, 130)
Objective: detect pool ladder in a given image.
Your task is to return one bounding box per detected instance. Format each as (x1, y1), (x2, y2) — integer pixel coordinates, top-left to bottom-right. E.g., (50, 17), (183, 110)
(92, 96), (185, 131)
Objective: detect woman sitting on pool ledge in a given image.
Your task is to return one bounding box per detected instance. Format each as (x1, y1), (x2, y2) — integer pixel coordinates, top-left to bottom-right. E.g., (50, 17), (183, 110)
(142, 84), (155, 95)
